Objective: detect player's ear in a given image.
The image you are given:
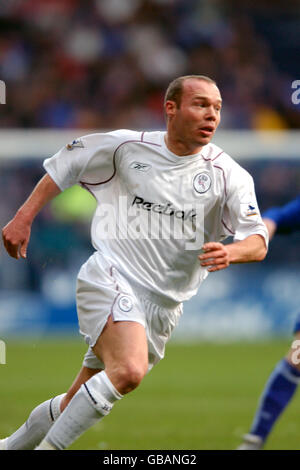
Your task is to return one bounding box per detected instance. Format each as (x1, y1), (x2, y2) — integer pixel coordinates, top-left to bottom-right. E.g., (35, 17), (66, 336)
(165, 100), (177, 120)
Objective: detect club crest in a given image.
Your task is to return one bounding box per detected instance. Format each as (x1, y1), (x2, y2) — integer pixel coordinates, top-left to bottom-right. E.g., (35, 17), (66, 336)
(193, 173), (211, 194)
(118, 295), (133, 312)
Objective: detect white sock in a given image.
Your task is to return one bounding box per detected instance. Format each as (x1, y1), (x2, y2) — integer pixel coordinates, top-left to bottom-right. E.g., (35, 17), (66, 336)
(36, 371), (122, 450)
(6, 394), (65, 450)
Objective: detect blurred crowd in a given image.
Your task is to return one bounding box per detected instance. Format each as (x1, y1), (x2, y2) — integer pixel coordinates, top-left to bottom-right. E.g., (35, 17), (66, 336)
(0, 0), (300, 130)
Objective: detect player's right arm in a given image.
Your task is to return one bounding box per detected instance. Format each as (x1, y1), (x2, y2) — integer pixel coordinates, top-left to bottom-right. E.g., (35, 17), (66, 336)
(2, 174), (61, 259)
(2, 130), (137, 260)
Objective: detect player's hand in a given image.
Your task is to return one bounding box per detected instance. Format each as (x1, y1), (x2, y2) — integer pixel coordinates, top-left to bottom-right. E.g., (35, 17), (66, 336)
(2, 214), (31, 259)
(198, 242), (230, 272)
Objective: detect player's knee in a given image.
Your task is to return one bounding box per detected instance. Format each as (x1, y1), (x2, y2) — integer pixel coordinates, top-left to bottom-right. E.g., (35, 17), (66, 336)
(115, 361), (148, 394)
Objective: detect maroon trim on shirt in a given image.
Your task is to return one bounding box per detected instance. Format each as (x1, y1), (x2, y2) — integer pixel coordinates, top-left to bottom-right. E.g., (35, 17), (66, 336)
(110, 265), (120, 292)
(79, 132), (161, 187)
(80, 182), (97, 199)
(213, 163), (232, 233)
(109, 265), (122, 322)
(213, 164), (227, 197)
(110, 292), (121, 322)
(212, 150), (224, 161)
(221, 219), (234, 235)
(202, 150), (224, 161)
(201, 146), (213, 160)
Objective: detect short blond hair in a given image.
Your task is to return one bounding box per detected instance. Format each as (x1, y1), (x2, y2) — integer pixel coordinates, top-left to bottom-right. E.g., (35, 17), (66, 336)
(164, 75), (217, 108)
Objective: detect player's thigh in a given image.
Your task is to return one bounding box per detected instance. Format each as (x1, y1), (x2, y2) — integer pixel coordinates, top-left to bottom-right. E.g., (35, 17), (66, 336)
(286, 330), (300, 371)
(92, 315), (149, 377)
(61, 366), (102, 411)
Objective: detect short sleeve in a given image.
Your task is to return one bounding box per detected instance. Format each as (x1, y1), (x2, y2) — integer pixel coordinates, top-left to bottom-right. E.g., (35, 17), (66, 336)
(222, 168), (269, 248)
(43, 130), (139, 191)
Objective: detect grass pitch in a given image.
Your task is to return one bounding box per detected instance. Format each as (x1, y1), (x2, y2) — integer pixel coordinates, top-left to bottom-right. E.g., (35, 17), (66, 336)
(1, 338), (299, 450)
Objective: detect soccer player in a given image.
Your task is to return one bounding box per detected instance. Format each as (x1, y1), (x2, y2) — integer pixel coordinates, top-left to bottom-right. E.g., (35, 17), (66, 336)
(1, 75), (268, 450)
(238, 195), (300, 450)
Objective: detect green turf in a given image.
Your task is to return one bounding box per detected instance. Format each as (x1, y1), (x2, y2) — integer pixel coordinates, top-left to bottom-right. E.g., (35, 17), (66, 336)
(1, 338), (299, 450)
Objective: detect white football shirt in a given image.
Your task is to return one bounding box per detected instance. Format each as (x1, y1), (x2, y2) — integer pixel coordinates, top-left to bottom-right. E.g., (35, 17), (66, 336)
(44, 129), (268, 304)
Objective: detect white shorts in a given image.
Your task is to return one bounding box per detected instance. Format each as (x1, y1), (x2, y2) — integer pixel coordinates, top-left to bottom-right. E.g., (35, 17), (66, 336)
(76, 252), (183, 371)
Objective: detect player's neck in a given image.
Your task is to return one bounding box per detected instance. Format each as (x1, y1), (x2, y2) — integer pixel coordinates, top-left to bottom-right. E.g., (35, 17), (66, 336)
(164, 133), (203, 156)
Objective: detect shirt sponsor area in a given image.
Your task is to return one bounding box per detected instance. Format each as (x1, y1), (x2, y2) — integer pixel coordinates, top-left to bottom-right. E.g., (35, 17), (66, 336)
(132, 196), (197, 221)
(93, 195), (204, 250)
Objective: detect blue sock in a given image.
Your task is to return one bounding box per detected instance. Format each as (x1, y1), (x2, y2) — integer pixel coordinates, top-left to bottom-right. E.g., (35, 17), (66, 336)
(250, 359), (300, 441)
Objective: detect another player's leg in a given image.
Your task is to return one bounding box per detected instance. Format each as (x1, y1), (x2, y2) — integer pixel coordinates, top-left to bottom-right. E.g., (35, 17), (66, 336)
(238, 323), (300, 450)
(36, 316), (149, 450)
(0, 366), (101, 450)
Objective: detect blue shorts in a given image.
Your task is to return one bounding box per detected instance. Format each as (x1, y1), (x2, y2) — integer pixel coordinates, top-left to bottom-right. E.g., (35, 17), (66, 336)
(293, 312), (300, 334)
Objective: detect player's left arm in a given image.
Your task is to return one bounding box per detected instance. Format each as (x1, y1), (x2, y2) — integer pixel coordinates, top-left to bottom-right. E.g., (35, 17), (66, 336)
(199, 162), (268, 272)
(199, 235), (267, 272)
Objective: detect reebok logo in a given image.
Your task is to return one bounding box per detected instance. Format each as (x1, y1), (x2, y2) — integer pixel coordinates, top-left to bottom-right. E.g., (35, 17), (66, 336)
(129, 162), (152, 172)
(132, 195), (197, 221)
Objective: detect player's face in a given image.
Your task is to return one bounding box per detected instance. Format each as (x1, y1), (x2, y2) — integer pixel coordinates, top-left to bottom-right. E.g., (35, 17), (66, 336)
(166, 79), (222, 153)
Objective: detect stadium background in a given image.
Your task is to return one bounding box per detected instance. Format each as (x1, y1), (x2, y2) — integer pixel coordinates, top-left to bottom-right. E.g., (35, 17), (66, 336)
(1, 0), (300, 450)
